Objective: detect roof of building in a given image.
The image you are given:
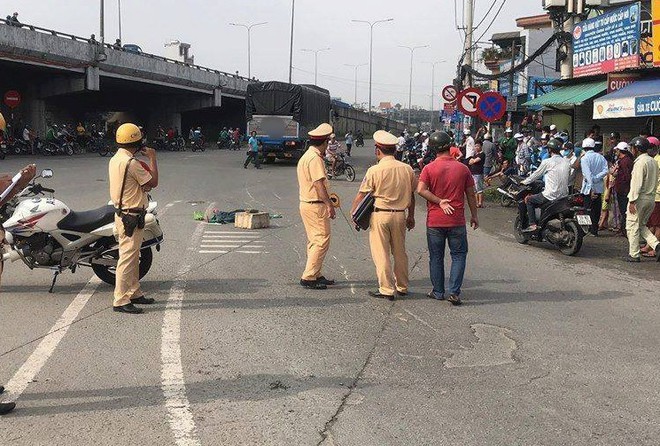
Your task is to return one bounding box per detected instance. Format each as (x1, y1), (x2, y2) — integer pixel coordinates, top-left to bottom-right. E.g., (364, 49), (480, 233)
(490, 31), (523, 46)
(522, 81), (607, 108)
(516, 14), (552, 29)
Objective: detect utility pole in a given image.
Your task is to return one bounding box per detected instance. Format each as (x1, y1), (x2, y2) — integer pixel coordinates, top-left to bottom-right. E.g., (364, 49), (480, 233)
(100, 0), (105, 46)
(352, 19), (394, 115)
(288, 0), (295, 83)
(463, 0), (475, 87)
(424, 61), (446, 129)
(560, 0), (579, 80)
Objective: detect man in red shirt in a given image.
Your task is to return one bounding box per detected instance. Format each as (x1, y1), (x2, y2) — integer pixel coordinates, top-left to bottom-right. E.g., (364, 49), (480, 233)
(417, 131), (479, 305)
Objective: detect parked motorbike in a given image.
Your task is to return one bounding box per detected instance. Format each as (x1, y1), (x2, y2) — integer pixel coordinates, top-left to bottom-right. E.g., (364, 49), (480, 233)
(38, 138), (74, 156)
(1, 169), (163, 291)
(190, 137), (206, 152)
(497, 175), (591, 256)
(325, 153), (356, 182)
(355, 134), (364, 147)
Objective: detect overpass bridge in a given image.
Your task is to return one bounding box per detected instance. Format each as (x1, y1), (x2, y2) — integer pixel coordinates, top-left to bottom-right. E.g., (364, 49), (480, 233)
(0, 19), (251, 136)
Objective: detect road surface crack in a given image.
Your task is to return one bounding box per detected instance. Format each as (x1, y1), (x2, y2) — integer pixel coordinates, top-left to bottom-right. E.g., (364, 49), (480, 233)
(316, 302), (395, 445)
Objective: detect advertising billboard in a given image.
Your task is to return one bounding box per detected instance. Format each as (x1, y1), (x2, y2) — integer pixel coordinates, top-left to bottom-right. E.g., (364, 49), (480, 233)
(654, 0), (660, 67)
(572, 2), (641, 78)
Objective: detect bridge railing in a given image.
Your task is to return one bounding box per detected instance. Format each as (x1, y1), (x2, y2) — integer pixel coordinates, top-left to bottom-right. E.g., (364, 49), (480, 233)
(0, 18), (253, 82)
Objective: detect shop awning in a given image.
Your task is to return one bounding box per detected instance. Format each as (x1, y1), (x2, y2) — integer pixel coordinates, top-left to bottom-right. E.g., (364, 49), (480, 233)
(522, 81), (607, 108)
(593, 78), (660, 120)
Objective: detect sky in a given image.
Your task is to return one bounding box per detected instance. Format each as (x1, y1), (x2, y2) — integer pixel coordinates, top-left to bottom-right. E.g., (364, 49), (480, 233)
(2, 0), (544, 109)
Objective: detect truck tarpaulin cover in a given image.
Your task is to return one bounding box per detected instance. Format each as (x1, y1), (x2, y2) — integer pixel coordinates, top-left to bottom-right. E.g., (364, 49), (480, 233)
(246, 81), (331, 132)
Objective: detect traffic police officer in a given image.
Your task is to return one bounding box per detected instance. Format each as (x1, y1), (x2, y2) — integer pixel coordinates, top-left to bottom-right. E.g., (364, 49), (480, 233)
(109, 123), (159, 314)
(297, 123), (336, 290)
(351, 130), (416, 299)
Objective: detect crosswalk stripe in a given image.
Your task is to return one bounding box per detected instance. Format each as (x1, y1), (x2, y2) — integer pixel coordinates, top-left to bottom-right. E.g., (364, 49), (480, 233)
(198, 250), (229, 254)
(200, 245), (264, 249)
(235, 251), (267, 254)
(204, 231), (259, 234)
(202, 235), (261, 238)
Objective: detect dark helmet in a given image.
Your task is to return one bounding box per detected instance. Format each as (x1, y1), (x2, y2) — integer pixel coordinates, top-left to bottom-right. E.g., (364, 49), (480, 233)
(630, 136), (650, 152)
(428, 131), (451, 150)
(546, 138), (563, 152)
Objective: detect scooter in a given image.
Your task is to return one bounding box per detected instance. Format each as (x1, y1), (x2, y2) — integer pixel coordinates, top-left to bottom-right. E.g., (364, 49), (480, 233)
(1, 169), (164, 291)
(498, 175), (591, 256)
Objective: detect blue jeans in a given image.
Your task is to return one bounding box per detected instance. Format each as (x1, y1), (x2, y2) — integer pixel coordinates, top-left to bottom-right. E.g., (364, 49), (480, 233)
(427, 226), (468, 298)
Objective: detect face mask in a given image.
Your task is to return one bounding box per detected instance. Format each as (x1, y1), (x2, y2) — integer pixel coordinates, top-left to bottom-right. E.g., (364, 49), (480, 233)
(562, 150), (572, 157)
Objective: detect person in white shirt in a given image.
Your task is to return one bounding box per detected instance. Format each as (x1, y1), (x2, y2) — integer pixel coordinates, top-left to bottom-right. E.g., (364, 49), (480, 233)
(396, 132), (406, 161)
(521, 138), (571, 232)
(463, 128), (475, 158)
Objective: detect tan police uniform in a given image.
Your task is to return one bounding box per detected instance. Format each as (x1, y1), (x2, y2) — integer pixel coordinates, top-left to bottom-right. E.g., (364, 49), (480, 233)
(297, 123), (333, 281)
(360, 131), (416, 296)
(627, 152), (659, 258)
(109, 148), (152, 307)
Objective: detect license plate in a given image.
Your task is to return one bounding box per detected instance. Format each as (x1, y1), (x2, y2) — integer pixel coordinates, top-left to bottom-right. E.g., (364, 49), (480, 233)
(577, 215), (592, 226)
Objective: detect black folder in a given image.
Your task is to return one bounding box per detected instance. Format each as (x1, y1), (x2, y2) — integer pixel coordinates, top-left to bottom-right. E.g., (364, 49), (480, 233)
(352, 192), (375, 231)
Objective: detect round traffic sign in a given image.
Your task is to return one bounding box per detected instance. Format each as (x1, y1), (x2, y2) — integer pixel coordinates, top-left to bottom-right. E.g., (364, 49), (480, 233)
(456, 87), (482, 117)
(476, 91), (506, 122)
(4, 90), (21, 109)
(442, 85), (458, 102)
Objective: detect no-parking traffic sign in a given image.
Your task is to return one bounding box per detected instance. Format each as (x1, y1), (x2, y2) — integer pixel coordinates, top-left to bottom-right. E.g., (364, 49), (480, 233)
(456, 87), (482, 117)
(442, 85), (458, 103)
(476, 91), (506, 122)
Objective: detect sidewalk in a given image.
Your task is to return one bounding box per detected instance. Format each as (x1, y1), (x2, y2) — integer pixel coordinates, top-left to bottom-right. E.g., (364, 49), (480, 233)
(478, 195), (660, 282)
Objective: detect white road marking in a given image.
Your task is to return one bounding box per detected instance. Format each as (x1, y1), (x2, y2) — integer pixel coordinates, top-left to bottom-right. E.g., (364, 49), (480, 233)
(273, 192), (282, 200)
(200, 245), (264, 249)
(235, 251), (268, 254)
(204, 231), (258, 234)
(202, 235), (260, 238)
(158, 200), (182, 217)
(161, 223), (205, 446)
(198, 250), (229, 254)
(3, 277), (101, 402)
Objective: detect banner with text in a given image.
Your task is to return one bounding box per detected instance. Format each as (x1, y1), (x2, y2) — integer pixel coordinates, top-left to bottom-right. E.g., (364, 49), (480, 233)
(573, 2), (641, 78)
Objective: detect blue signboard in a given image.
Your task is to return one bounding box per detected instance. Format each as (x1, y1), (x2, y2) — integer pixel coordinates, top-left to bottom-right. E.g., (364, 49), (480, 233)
(527, 76), (558, 102)
(635, 94), (660, 116)
(572, 2), (641, 78)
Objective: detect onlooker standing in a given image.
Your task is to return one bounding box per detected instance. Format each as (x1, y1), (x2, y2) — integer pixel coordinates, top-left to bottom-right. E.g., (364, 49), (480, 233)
(462, 128), (475, 159)
(396, 132), (406, 161)
(562, 142), (578, 193)
(642, 137), (660, 257)
(351, 130), (416, 299)
(417, 131), (479, 306)
(625, 137), (660, 262)
(244, 131), (261, 169)
(580, 137), (609, 236)
(467, 141), (485, 208)
(613, 142), (634, 235)
(514, 133), (531, 175)
(344, 131), (354, 156)
(481, 133), (496, 176)
(499, 128), (517, 165)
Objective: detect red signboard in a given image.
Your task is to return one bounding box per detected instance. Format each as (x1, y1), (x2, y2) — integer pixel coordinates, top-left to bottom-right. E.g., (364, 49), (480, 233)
(3, 90), (21, 109)
(443, 102), (456, 114)
(456, 87), (482, 117)
(607, 73), (639, 93)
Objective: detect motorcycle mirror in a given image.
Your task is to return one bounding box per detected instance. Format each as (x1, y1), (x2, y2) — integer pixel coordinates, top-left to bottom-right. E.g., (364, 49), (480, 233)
(41, 169), (53, 179)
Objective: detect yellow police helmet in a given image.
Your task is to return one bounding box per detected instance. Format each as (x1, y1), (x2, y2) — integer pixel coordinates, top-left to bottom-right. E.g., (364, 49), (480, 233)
(0, 112), (6, 132)
(116, 123), (142, 144)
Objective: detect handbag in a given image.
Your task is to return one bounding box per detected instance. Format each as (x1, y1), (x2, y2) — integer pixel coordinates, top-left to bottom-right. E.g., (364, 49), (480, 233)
(352, 192), (375, 231)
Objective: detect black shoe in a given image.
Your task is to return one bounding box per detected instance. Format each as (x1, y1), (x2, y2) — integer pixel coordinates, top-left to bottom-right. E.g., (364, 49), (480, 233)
(113, 303), (144, 314)
(300, 279), (327, 290)
(397, 291), (408, 297)
(625, 256), (641, 263)
(427, 291), (445, 300)
(0, 402), (16, 415)
(243, 165), (248, 169)
(131, 296), (155, 305)
(0, 386), (4, 394)
(447, 294), (462, 306)
(368, 290), (395, 301)
(317, 276), (335, 286)
(656, 249), (660, 263)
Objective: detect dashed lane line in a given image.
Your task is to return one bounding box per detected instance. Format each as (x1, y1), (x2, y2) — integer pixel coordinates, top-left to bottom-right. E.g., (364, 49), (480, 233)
(2, 277), (101, 403)
(161, 221), (205, 446)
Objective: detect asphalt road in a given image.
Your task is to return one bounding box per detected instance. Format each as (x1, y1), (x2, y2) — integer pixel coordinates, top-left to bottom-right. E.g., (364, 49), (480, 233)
(0, 146), (659, 446)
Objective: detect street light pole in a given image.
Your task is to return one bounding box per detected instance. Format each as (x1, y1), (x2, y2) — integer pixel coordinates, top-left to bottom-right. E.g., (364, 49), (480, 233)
(117, 0), (122, 42)
(300, 48), (330, 86)
(423, 60), (446, 129)
(288, 0), (295, 83)
(229, 22), (268, 79)
(400, 45), (429, 127)
(100, 0), (105, 46)
(351, 18), (394, 115)
(344, 63), (367, 105)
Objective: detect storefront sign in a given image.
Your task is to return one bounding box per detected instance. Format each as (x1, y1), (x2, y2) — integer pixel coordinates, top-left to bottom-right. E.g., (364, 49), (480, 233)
(526, 76), (558, 102)
(594, 97), (636, 119)
(607, 73), (639, 93)
(573, 2), (641, 78)
(635, 94), (660, 116)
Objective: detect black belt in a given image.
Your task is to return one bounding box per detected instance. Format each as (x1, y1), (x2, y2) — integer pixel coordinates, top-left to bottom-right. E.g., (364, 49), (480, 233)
(302, 200), (324, 204)
(374, 208), (405, 213)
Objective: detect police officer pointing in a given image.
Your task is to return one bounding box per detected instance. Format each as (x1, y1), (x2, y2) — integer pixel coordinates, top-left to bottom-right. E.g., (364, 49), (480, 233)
(109, 123), (159, 314)
(297, 123), (336, 290)
(351, 130), (416, 300)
